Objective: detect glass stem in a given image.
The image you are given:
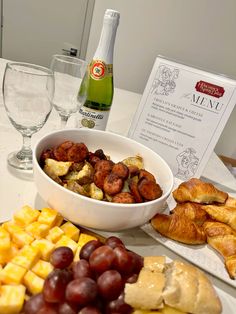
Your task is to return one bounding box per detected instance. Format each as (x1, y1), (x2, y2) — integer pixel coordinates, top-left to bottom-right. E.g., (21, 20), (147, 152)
(17, 134), (32, 161)
(60, 115), (69, 128)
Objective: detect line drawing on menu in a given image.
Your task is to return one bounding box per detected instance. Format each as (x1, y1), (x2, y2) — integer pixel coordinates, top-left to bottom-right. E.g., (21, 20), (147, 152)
(175, 147), (199, 180)
(150, 64), (179, 96)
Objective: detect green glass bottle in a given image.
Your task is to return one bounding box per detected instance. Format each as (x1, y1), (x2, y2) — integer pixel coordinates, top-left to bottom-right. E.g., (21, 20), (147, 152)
(77, 9), (120, 130)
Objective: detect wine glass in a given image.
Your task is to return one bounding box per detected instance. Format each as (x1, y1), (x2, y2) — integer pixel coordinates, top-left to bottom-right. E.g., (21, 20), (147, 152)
(50, 55), (88, 128)
(3, 62), (54, 170)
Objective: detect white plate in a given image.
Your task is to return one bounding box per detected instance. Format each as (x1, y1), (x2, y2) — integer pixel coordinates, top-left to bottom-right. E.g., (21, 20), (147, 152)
(215, 286), (236, 314)
(142, 222), (236, 289)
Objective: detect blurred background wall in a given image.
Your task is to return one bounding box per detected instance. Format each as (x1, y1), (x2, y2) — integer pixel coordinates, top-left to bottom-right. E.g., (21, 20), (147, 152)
(1, 0), (236, 159)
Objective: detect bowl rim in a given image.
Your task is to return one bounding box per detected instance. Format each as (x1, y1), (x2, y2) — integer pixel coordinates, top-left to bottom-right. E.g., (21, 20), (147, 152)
(33, 128), (174, 208)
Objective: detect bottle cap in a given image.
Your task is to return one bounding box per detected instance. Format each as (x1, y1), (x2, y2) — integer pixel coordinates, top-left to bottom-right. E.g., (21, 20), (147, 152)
(104, 9), (120, 25)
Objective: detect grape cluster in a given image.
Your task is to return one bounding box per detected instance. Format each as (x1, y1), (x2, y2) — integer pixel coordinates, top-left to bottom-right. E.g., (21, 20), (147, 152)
(24, 236), (143, 314)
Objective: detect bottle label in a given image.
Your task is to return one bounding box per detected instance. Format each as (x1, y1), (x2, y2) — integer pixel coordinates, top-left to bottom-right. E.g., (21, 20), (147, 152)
(90, 60), (112, 80)
(77, 106), (110, 130)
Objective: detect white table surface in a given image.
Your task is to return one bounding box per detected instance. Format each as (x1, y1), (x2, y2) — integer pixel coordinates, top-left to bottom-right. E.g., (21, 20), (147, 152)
(0, 58), (236, 310)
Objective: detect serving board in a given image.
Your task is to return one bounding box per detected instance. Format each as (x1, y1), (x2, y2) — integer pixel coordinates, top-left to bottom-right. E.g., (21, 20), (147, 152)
(1, 215), (234, 314)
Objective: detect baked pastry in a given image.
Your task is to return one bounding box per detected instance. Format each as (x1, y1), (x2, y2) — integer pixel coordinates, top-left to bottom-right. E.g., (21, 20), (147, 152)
(125, 257), (222, 314)
(225, 255), (236, 279)
(203, 221), (236, 279)
(144, 255), (166, 273)
(172, 178), (228, 204)
(163, 260), (222, 314)
(171, 202), (208, 226)
(207, 235), (236, 279)
(203, 204), (236, 231)
(203, 220), (236, 237)
(225, 196), (236, 207)
(124, 267), (166, 309)
(151, 213), (206, 244)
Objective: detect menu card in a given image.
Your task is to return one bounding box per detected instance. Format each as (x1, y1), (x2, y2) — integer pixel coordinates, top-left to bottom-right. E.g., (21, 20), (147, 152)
(128, 56), (236, 180)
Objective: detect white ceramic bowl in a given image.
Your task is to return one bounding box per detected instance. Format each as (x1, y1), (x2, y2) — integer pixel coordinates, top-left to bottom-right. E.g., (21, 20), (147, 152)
(33, 128), (174, 231)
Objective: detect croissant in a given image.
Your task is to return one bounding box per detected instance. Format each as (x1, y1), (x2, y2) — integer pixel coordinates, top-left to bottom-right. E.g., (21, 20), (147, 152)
(203, 221), (236, 237)
(203, 204), (236, 231)
(151, 213), (206, 245)
(225, 256), (236, 280)
(225, 196), (236, 207)
(203, 221), (236, 279)
(172, 178), (228, 204)
(171, 202), (208, 226)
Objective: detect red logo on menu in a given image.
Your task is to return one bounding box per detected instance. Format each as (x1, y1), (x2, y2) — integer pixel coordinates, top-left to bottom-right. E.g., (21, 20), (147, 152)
(91, 61), (105, 79)
(195, 81), (225, 98)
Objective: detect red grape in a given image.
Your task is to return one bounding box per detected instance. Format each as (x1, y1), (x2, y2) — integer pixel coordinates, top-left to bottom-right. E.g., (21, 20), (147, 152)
(125, 273), (138, 284)
(79, 305), (102, 314)
(50, 246), (74, 269)
(89, 245), (116, 274)
(37, 303), (58, 314)
(58, 301), (79, 314)
(63, 268), (74, 282)
(106, 292), (132, 314)
(66, 277), (97, 305)
(129, 251), (144, 274)
(23, 293), (46, 314)
(105, 236), (125, 249)
(113, 246), (134, 275)
(79, 240), (103, 261)
(72, 259), (93, 279)
(43, 269), (72, 303)
(97, 270), (123, 301)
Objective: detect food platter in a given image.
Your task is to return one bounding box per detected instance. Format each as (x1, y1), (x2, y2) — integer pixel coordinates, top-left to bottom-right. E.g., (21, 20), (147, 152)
(1, 205), (234, 314)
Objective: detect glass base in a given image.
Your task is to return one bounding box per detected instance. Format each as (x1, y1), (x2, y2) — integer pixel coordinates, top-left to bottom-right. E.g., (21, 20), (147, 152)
(7, 151), (33, 170)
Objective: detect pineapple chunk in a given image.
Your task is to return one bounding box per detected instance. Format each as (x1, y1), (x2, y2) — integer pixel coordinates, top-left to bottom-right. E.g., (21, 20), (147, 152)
(0, 285), (26, 314)
(31, 259), (54, 279)
(55, 235), (78, 254)
(74, 246), (82, 262)
(31, 239), (55, 261)
(3, 222), (34, 248)
(0, 244), (19, 265)
(7, 244), (20, 261)
(11, 245), (40, 270)
(60, 221), (80, 241)
(25, 222), (50, 239)
(54, 212), (64, 227)
(46, 226), (64, 243)
(0, 251), (9, 265)
(2, 221), (23, 233)
(12, 230), (34, 249)
(0, 227), (11, 251)
(23, 270), (44, 295)
(38, 207), (59, 228)
(78, 233), (98, 248)
(0, 263), (26, 285)
(13, 205), (39, 227)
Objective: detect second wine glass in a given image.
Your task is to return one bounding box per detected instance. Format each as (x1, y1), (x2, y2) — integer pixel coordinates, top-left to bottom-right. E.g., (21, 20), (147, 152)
(50, 55), (88, 128)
